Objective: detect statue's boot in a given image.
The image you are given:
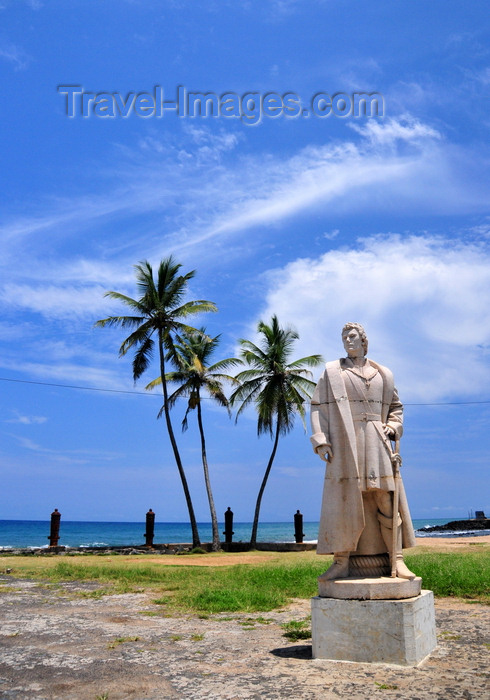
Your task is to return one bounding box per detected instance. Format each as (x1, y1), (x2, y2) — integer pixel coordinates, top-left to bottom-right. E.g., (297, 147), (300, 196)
(318, 552), (350, 581)
(378, 513), (416, 580)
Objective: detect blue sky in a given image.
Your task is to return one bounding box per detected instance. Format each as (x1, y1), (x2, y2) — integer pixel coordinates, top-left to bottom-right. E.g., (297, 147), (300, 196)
(1, 0), (489, 529)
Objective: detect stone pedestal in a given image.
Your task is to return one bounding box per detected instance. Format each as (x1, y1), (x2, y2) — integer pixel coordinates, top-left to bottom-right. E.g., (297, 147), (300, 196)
(318, 575), (422, 600)
(311, 590), (436, 666)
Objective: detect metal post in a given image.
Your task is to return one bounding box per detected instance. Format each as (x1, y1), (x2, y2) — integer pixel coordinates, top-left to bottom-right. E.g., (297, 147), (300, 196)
(47, 508), (61, 548)
(223, 507), (234, 544)
(294, 509), (304, 543)
(144, 508), (155, 547)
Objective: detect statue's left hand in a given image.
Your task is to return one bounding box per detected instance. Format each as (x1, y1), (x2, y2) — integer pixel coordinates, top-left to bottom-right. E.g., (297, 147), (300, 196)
(383, 424), (395, 438)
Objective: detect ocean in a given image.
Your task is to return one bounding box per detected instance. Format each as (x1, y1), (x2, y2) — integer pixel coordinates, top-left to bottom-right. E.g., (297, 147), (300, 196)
(0, 518), (488, 550)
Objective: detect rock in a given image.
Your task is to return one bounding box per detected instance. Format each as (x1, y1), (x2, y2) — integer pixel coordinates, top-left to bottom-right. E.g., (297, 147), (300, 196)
(419, 519), (490, 533)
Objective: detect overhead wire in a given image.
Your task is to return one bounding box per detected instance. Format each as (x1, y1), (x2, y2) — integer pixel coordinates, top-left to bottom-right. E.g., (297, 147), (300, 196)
(0, 376), (489, 406)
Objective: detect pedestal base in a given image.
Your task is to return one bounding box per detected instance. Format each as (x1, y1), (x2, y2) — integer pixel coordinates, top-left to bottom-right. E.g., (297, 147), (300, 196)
(311, 590), (436, 666)
(318, 575), (422, 600)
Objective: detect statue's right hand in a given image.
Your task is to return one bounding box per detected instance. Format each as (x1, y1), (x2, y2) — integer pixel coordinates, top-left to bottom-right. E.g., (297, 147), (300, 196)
(316, 444), (333, 462)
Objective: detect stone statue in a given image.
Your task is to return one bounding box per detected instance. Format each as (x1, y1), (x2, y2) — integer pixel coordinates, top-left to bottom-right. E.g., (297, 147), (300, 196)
(310, 322), (416, 581)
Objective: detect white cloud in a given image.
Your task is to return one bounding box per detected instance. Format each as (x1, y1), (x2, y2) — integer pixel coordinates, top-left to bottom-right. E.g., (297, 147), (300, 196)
(8, 434), (122, 465)
(474, 67), (490, 86)
(169, 117), (487, 251)
(0, 340), (141, 392)
(0, 283), (115, 319)
(2, 116), (484, 255)
(256, 233), (490, 402)
(4, 359), (138, 392)
(0, 116), (488, 329)
(6, 412), (47, 425)
(0, 41), (30, 70)
(323, 229), (340, 241)
(0, 320), (35, 340)
(350, 115), (441, 146)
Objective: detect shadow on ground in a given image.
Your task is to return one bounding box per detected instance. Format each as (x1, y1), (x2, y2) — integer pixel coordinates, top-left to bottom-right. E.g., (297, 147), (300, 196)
(270, 644), (312, 659)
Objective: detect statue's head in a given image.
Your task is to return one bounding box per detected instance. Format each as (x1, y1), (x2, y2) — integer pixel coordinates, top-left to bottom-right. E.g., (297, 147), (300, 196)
(341, 322), (368, 356)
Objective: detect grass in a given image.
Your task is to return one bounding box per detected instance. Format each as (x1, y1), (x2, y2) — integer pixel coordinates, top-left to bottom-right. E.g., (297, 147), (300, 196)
(405, 551), (490, 600)
(107, 636), (140, 649)
(1, 548), (488, 613)
(0, 555), (328, 612)
(282, 619), (312, 641)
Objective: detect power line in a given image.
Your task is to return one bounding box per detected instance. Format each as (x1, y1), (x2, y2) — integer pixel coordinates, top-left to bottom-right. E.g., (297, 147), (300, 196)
(1, 376), (490, 406)
(0, 376), (154, 397)
(405, 401), (490, 406)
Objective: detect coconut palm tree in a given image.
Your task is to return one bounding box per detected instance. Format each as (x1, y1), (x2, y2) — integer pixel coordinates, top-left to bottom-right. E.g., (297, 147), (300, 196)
(147, 329), (240, 551)
(95, 257), (217, 548)
(230, 315), (323, 547)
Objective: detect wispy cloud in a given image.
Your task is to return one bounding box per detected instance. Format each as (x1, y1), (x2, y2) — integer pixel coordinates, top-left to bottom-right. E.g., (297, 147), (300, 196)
(8, 434), (122, 465)
(1, 283), (115, 319)
(0, 333), (144, 391)
(6, 411), (47, 425)
(0, 41), (30, 70)
(1, 116), (486, 267)
(0, 357), (137, 392)
(0, 0), (43, 9)
(350, 115), (441, 146)
(1, 116), (489, 362)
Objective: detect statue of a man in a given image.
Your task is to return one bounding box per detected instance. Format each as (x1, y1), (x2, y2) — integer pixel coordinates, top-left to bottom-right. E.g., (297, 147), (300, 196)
(310, 322), (416, 580)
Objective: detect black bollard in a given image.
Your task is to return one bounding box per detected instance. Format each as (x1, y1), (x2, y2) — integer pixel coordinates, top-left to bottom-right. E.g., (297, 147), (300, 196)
(144, 508), (155, 547)
(47, 508), (61, 548)
(294, 509), (304, 544)
(223, 507), (234, 544)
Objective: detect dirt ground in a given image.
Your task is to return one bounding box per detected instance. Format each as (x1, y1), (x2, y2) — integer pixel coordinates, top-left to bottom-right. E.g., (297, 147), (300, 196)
(128, 536), (490, 567)
(0, 570), (488, 700)
(414, 535), (490, 549)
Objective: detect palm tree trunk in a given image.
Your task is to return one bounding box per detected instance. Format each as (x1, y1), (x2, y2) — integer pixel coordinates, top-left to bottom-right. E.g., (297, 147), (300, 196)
(197, 400), (221, 552)
(158, 333), (201, 548)
(250, 421), (281, 547)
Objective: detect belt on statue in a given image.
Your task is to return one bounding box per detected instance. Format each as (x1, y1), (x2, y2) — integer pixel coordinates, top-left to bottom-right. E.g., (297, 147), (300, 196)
(352, 413), (380, 422)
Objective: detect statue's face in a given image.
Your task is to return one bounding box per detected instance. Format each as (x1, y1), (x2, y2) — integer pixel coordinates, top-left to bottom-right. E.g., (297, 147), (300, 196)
(342, 327), (364, 357)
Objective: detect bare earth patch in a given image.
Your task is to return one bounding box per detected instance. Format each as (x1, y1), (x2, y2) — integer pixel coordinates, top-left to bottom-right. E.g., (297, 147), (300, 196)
(415, 535), (490, 549)
(141, 553), (277, 567)
(113, 535), (490, 567)
(0, 573), (488, 700)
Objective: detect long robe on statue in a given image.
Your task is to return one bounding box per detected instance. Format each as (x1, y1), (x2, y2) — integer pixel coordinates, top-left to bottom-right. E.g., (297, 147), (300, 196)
(311, 358), (416, 555)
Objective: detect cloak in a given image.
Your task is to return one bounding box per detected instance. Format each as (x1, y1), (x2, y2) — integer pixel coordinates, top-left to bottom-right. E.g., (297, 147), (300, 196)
(311, 358), (416, 554)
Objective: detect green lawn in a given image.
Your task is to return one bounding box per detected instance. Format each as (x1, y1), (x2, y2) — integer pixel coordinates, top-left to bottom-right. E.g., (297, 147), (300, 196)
(1, 549), (488, 613)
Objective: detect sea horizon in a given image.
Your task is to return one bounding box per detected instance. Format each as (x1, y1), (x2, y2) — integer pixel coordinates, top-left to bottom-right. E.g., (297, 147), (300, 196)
(0, 516), (488, 550)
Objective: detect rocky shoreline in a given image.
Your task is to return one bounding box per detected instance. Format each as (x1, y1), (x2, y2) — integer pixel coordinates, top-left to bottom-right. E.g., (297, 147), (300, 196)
(1, 541), (317, 557)
(418, 518), (490, 533)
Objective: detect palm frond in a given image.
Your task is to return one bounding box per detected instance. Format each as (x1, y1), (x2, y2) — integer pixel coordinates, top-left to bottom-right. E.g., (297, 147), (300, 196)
(172, 300), (218, 318)
(94, 314), (144, 329)
(233, 314), (321, 437)
(118, 321), (155, 357)
(103, 290), (146, 310)
(207, 357), (242, 373)
(233, 368), (266, 383)
(132, 333), (154, 381)
(285, 373), (318, 395)
(134, 261), (157, 300)
(288, 354), (324, 369)
(229, 376), (264, 404)
(145, 376), (162, 391)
